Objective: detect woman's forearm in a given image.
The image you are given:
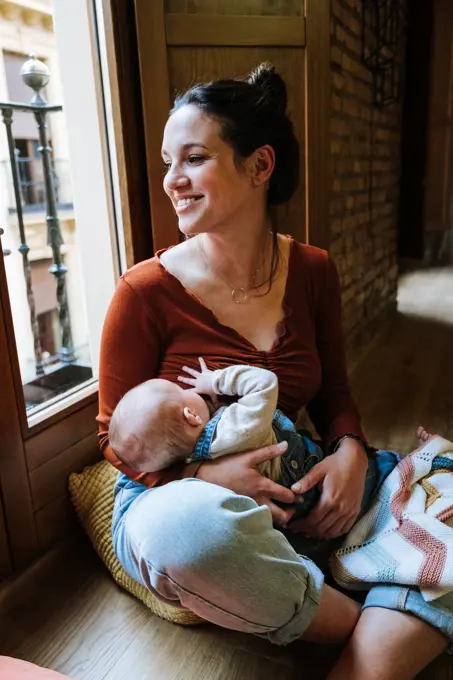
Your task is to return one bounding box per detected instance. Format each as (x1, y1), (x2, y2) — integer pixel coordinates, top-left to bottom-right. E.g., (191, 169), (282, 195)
(334, 437), (368, 468)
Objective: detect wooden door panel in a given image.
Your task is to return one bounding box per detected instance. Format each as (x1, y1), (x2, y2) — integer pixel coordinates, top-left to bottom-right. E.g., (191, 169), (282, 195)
(0, 493), (12, 581)
(136, 0), (330, 252)
(167, 46), (306, 243)
(425, 125), (451, 229)
(24, 399), (99, 472)
(0, 243), (39, 570)
(424, 0), (453, 234)
(164, 0), (303, 16)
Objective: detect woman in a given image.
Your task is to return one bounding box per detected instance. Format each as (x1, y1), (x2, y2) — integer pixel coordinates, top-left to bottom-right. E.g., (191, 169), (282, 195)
(98, 63), (450, 678)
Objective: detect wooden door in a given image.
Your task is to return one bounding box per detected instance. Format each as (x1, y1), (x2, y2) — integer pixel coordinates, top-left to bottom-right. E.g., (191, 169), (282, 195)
(0, 239), (39, 571)
(424, 0), (453, 259)
(135, 0), (331, 252)
(0, 491), (12, 581)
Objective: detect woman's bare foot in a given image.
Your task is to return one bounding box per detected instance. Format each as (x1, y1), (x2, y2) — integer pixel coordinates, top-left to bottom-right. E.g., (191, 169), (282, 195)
(416, 426), (438, 445)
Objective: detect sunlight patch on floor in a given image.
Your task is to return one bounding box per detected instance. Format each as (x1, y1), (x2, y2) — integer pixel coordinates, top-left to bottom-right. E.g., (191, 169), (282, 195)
(398, 267), (453, 325)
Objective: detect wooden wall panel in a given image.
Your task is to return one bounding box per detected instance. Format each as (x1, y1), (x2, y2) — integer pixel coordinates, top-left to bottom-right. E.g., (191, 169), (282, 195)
(25, 400), (99, 472)
(135, 0), (179, 252)
(35, 496), (79, 553)
(165, 0), (303, 16)
(0, 494), (12, 580)
(305, 0), (331, 250)
(166, 15), (306, 46)
(168, 46), (306, 242)
(0, 235), (39, 570)
(137, 0), (331, 251)
(29, 433), (100, 513)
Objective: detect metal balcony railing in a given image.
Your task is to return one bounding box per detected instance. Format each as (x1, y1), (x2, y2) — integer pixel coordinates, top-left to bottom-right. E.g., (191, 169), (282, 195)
(0, 55), (92, 410)
(2, 156), (73, 213)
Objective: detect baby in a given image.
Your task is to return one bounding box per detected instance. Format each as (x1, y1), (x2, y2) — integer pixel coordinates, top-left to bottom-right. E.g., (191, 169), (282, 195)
(109, 359), (324, 520)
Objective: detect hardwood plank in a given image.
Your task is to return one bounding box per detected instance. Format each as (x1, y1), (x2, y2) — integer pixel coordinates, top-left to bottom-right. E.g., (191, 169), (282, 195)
(1, 509), (452, 679)
(0, 533), (99, 657)
(102, 612), (306, 680)
(29, 432), (100, 512)
(418, 325), (453, 441)
(25, 400), (99, 471)
(139, 618), (341, 676)
(10, 570), (152, 680)
(350, 313), (447, 452)
(351, 267), (453, 453)
(305, 0), (331, 251)
(165, 15), (306, 46)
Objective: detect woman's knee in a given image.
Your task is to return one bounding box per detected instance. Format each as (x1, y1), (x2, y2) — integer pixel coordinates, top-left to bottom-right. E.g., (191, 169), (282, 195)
(124, 478), (264, 574)
(122, 478), (325, 644)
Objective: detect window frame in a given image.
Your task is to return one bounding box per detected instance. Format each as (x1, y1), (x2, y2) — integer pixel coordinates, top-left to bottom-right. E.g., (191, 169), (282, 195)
(0, 0), (152, 570)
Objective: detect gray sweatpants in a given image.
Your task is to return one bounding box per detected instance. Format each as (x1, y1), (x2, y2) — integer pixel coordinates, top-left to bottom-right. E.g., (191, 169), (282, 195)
(112, 477), (324, 645)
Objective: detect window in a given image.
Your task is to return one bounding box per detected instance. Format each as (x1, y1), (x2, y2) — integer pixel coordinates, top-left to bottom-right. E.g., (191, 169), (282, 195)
(37, 309), (59, 357)
(0, 0), (122, 425)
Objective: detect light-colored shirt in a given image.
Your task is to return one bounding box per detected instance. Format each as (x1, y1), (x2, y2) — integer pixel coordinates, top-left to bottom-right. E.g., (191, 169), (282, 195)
(208, 364), (278, 456)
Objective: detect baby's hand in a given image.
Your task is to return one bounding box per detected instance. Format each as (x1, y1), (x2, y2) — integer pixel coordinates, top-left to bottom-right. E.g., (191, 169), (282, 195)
(178, 357), (216, 397)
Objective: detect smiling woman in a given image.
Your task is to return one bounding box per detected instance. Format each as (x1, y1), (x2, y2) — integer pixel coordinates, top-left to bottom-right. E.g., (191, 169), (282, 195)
(95, 52), (452, 678)
(97, 59), (370, 648)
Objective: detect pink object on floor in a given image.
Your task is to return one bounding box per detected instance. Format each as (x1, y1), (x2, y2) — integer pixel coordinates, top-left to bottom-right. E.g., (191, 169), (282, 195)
(0, 657), (72, 679)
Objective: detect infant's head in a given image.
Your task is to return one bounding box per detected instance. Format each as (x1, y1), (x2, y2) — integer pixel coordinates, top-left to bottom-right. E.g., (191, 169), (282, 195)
(109, 378), (210, 473)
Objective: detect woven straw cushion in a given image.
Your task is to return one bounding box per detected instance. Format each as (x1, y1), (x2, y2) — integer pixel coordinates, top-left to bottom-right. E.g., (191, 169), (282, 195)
(0, 657), (70, 679)
(68, 460), (202, 626)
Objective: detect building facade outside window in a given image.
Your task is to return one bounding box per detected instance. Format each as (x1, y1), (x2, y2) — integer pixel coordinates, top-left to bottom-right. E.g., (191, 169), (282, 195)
(0, 0), (122, 421)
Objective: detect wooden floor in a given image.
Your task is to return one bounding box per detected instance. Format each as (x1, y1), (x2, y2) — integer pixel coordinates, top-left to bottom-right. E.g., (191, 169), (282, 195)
(1, 266), (453, 680)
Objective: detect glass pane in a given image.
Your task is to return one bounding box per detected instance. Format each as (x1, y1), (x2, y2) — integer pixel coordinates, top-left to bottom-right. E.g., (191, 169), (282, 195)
(0, 0), (119, 418)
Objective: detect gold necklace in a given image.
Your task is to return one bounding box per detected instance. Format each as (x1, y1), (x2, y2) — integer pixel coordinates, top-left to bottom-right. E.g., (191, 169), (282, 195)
(198, 235), (268, 304)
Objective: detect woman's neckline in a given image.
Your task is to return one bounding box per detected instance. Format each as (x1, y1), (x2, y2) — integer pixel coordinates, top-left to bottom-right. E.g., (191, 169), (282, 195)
(156, 234), (295, 354)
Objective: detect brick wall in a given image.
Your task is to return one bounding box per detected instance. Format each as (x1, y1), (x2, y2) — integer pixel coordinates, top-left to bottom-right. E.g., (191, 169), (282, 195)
(329, 0), (403, 357)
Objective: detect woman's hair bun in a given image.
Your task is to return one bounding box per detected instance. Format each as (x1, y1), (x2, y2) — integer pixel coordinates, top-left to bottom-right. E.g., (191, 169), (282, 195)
(246, 62), (288, 115)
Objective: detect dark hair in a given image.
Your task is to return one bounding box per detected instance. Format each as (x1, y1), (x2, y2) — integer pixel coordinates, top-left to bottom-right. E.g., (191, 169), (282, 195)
(171, 63), (299, 292)
(171, 62), (299, 208)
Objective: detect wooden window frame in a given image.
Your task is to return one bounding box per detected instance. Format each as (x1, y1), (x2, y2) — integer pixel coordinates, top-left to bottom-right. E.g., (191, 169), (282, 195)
(0, 0), (151, 571)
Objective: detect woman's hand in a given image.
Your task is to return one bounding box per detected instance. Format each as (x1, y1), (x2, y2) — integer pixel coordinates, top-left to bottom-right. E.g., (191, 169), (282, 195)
(191, 441), (297, 527)
(288, 439), (368, 539)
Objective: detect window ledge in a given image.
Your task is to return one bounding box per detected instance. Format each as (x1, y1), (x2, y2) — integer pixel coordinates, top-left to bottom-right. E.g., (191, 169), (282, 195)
(26, 378), (98, 436)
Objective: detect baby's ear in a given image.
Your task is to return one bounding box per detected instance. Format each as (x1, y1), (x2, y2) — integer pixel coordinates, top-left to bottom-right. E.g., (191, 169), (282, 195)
(183, 407), (203, 427)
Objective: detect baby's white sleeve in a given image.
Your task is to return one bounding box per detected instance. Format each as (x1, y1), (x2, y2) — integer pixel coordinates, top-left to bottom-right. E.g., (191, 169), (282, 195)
(210, 365), (278, 456)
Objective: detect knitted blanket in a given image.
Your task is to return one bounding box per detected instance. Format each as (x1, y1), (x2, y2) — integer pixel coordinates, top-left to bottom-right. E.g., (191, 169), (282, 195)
(331, 435), (453, 602)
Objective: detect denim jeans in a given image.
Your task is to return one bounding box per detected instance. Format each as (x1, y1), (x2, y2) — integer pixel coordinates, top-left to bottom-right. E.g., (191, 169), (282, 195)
(274, 411), (399, 522)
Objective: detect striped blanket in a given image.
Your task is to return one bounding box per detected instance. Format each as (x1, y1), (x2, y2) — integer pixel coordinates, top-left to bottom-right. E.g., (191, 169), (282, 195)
(331, 435), (453, 602)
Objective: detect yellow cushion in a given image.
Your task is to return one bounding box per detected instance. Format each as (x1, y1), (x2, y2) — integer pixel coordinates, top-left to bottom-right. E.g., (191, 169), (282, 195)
(68, 460), (202, 626)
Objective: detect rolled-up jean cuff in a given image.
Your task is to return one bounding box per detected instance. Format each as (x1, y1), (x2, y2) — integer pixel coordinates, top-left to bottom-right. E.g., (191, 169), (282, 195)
(363, 585), (453, 653)
(260, 557), (324, 646)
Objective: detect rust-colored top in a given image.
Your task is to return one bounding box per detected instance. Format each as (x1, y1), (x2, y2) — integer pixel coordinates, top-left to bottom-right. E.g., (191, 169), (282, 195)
(97, 238), (364, 488)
